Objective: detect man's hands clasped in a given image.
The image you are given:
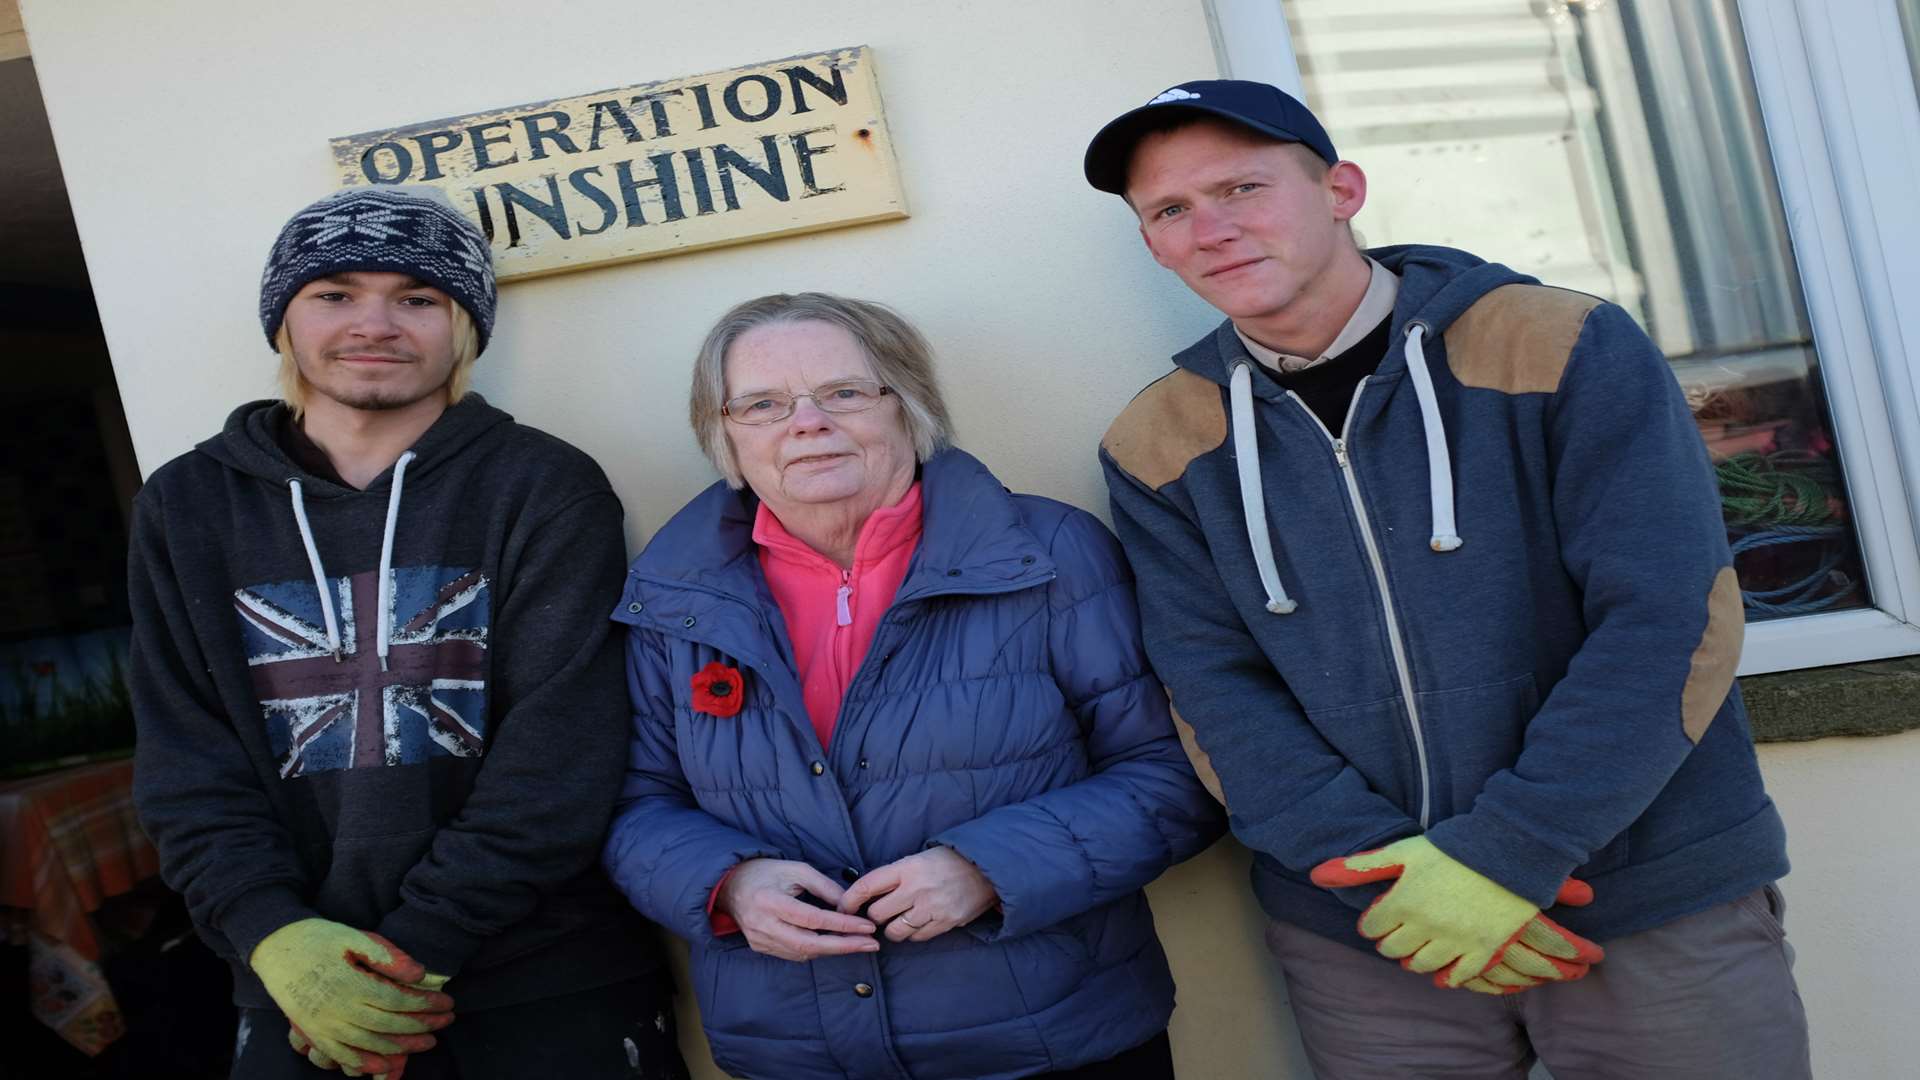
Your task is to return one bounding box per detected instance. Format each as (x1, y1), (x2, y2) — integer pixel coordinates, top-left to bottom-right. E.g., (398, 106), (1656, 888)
(1311, 836), (1605, 995)
(249, 918), (455, 1077)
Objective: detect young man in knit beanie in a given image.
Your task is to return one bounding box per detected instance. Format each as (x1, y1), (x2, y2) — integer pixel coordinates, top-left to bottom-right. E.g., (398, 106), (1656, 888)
(127, 186), (689, 1079)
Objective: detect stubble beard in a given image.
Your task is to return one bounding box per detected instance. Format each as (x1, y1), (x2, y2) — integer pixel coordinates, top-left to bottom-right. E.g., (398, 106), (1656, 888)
(323, 385), (440, 412)
(296, 350), (452, 413)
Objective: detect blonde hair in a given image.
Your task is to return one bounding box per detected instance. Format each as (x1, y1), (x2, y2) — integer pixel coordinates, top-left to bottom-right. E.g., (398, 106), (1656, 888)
(689, 293), (954, 490)
(276, 302), (479, 420)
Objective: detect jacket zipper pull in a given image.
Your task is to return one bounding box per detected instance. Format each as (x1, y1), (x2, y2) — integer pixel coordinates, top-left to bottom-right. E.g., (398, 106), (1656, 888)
(1333, 439), (1350, 469)
(836, 571), (853, 627)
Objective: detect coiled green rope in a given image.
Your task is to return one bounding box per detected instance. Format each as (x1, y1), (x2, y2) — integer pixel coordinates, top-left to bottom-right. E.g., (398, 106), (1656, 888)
(1716, 451), (1837, 527)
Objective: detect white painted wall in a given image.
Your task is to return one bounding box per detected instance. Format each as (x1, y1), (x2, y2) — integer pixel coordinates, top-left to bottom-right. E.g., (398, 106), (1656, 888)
(20, 1), (1918, 1076)
(1753, 731), (1920, 1077)
(21, 0), (1222, 541)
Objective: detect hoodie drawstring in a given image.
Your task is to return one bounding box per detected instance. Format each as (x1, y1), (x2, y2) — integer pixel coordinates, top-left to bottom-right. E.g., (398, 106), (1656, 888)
(287, 479), (344, 661)
(1401, 323), (1464, 553)
(1225, 324), (1464, 616)
(1229, 362), (1298, 615)
(376, 451), (417, 672)
(284, 450), (417, 667)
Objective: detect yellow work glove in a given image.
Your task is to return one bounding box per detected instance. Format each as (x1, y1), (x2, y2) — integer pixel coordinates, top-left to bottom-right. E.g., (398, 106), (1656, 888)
(292, 1020), (428, 1079)
(250, 919), (454, 1075)
(1456, 911), (1604, 994)
(289, 1023), (380, 1078)
(301, 971), (449, 1075)
(1310, 837), (1604, 990)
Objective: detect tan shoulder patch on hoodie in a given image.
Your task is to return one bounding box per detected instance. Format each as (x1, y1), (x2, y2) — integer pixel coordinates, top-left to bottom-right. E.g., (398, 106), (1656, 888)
(1101, 369), (1227, 490)
(1681, 567), (1744, 743)
(1443, 285), (1604, 394)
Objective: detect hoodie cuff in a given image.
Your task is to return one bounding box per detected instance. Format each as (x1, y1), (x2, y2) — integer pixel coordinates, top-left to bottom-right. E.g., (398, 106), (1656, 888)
(218, 885), (319, 968)
(375, 903), (488, 977)
(1423, 813), (1581, 910)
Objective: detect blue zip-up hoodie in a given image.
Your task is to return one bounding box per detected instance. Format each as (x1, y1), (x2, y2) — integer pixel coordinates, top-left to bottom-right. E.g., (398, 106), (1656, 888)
(1099, 244), (1788, 949)
(603, 448), (1222, 1080)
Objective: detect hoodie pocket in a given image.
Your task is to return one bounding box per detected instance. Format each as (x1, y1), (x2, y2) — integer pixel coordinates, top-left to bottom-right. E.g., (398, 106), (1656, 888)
(1577, 829), (1632, 877)
(309, 829), (438, 927)
(1413, 672), (1537, 822)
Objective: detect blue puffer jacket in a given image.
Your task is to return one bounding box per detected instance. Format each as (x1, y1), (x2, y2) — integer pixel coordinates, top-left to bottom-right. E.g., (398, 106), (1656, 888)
(603, 449), (1223, 1080)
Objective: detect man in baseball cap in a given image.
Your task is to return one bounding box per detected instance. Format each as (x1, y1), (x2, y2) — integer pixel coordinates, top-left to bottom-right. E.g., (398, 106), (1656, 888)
(1090, 80), (1808, 1076)
(128, 186), (689, 1079)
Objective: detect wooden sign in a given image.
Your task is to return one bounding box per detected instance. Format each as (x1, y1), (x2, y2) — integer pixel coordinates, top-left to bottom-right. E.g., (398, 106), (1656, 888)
(329, 46), (907, 281)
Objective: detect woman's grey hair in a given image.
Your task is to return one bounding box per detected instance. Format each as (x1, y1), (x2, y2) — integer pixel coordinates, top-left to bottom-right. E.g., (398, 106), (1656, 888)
(689, 292), (955, 489)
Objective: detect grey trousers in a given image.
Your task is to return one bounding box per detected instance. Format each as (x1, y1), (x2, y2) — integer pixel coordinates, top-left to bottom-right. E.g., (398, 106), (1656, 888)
(1265, 887), (1811, 1079)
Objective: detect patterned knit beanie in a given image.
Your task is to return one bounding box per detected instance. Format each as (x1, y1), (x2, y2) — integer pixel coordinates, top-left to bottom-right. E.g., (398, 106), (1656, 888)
(259, 186), (497, 353)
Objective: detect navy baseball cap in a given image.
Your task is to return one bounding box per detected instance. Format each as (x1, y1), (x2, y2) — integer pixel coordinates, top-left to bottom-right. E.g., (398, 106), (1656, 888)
(1083, 79), (1338, 195)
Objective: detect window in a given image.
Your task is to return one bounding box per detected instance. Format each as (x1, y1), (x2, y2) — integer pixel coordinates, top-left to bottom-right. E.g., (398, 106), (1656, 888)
(1208, 0), (1920, 672)
(1901, 0), (1920, 95)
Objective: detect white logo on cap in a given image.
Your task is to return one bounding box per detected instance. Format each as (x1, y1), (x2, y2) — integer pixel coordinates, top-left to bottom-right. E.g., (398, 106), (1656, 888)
(1149, 88), (1201, 105)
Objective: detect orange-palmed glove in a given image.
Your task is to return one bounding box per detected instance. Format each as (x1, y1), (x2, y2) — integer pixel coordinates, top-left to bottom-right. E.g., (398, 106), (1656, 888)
(1311, 837), (1605, 993)
(1453, 879), (1602, 994)
(289, 981), (444, 1080)
(250, 919), (454, 1075)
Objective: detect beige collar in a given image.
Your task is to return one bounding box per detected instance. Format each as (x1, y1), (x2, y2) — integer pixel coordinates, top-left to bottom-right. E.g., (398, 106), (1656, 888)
(1236, 258), (1400, 374)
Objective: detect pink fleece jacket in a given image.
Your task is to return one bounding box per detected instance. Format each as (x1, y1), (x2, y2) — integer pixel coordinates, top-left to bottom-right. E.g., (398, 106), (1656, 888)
(755, 483), (924, 749)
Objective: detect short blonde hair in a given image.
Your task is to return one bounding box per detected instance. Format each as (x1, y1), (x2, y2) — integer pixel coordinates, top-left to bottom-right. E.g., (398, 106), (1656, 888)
(276, 302), (480, 420)
(689, 293), (954, 489)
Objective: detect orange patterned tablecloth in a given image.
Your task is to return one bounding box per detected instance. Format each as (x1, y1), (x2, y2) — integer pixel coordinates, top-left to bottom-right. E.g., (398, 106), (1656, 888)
(0, 757), (160, 1055)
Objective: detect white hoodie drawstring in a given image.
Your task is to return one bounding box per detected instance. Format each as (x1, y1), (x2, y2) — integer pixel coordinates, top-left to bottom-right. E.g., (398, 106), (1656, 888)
(1229, 362), (1298, 615)
(376, 451), (416, 672)
(286, 451), (417, 667)
(1224, 323), (1462, 616)
(1400, 324), (1464, 552)
(287, 479), (343, 661)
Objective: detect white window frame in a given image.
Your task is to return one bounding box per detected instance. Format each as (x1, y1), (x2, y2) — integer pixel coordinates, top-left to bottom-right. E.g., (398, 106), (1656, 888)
(1211, 0), (1920, 675)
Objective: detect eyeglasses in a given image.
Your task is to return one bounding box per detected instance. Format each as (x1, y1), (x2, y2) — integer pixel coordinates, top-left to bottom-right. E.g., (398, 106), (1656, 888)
(721, 379), (893, 425)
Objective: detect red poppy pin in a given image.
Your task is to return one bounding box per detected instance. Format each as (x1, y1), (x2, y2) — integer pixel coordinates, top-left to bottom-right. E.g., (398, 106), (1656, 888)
(691, 662), (745, 718)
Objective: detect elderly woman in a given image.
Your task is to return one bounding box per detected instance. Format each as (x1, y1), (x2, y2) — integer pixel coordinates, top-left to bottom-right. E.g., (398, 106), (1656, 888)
(603, 293), (1221, 1080)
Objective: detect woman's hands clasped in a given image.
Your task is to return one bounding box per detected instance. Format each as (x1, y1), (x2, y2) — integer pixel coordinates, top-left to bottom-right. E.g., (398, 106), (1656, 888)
(716, 858), (881, 961)
(719, 849), (999, 960)
(839, 847), (999, 943)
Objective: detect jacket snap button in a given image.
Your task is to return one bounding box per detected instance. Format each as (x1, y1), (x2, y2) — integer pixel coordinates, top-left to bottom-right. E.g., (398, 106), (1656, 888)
(840, 866), (859, 883)
(1022, 555), (1035, 565)
(854, 982), (874, 998)
(683, 616), (696, 628)
(857, 758), (869, 769)
(810, 761), (825, 776)
(627, 602), (642, 613)
(946, 568), (961, 577)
